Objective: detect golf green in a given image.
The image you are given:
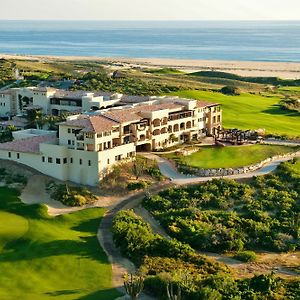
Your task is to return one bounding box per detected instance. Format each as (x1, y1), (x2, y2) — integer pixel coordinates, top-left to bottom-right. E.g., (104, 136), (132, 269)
(0, 187), (121, 300)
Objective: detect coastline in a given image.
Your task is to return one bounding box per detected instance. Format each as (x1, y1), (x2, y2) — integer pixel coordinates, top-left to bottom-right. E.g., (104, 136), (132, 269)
(1, 53), (300, 79)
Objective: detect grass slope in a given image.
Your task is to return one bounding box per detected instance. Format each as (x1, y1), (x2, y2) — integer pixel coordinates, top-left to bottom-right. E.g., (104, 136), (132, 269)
(0, 187), (120, 300)
(165, 145), (299, 169)
(172, 90), (300, 137)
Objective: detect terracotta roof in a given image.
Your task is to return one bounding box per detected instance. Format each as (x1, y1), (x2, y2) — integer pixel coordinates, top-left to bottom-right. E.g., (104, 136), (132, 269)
(0, 135), (57, 154)
(196, 100), (219, 108)
(103, 109), (142, 123)
(103, 103), (183, 123)
(84, 116), (119, 133)
(60, 115), (119, 133)
(133, 103), (183, 112)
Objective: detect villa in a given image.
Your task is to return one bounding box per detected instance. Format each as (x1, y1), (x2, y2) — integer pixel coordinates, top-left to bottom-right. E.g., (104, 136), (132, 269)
(0, 90), (222, 186)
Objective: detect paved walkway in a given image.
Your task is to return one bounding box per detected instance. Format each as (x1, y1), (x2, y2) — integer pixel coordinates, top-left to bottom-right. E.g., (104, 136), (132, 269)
(141, 152), (300, 185)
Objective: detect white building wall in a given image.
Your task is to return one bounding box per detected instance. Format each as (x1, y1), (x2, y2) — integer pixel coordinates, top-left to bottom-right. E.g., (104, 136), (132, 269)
(0, 94), (11, 117)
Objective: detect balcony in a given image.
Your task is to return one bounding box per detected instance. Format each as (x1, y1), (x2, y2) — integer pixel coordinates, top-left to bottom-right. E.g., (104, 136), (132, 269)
(168, 111), (193, 121)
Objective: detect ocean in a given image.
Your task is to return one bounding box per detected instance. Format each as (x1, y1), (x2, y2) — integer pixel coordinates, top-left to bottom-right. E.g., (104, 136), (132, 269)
(0, 20), (299, 62)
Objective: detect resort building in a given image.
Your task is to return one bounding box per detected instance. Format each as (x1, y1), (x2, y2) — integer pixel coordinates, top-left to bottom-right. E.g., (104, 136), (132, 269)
(0, 87), (123, 117)
(0, 92), (222, 186)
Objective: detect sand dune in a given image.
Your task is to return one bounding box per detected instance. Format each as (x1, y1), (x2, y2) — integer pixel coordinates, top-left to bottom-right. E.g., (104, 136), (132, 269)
(1, 54), (300, 79)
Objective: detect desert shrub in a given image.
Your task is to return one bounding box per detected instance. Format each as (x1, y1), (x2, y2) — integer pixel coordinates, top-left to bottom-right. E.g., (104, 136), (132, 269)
(127, 180), (150, 191)
(234, 251), (257, 262)
(143, 160), (300, 253)
(146, 166), (163, 181)
(113, 210), (299, 299)
(220, 85), (240, 95)
(50, 184), (97, 207)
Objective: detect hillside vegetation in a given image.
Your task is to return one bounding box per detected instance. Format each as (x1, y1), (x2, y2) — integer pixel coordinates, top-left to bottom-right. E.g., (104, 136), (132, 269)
(143, 159), (300, 253)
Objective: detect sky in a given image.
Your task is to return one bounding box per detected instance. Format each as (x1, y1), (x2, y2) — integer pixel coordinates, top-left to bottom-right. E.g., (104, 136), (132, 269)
(0, 0), (299, 20)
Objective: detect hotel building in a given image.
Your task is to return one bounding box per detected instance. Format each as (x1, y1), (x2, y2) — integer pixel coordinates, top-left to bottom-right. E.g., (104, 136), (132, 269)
(0, 91), (222, 186)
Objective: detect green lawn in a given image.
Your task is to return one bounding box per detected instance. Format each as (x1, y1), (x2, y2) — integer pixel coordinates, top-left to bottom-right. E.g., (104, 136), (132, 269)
(165, 145), (299, 169)
(171, 90), (300, 137)
(0, 187), (120, 300)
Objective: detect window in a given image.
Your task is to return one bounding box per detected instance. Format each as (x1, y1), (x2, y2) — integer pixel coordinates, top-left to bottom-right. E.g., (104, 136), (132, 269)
(88, 160), (91, 166)
(79, 159), (82, 165)
(107, 159), (110, 164)
(85, 133), (93, 139)
(70, 158), (73, 164)
(68, 140), (71, 145)
(42, 156), (45, 162)
(68, 128), (71, 134)
(8, 152), (11, 158)
(17, 153), (20, 159)
(63, 158), (67, 164)
(56, 158), (61, 164)
(48, 157), (53, 163)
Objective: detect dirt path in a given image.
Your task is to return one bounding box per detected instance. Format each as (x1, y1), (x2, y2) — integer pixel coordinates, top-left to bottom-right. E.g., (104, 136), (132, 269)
(133, 206), (299, 278)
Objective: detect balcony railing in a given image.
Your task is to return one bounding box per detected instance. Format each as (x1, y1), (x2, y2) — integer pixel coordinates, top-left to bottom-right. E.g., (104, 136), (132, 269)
(168, 111), (193, 121)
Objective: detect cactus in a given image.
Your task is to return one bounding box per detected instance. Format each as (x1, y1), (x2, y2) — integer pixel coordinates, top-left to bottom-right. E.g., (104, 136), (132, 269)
(123, 273), (144, 300)
(166, 282), (182, 300)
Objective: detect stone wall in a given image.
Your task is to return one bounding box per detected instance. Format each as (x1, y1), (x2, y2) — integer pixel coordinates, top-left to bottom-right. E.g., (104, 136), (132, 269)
(178, 151), (300, 177)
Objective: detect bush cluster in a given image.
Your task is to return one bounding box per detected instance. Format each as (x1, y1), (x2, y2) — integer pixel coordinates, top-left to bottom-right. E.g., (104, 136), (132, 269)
(112, 210), (299, 299)
(127, 180), (150, 191)
(72, 71), (180, 96)
(49, 183), (97, 207)
(143, 160), (300, 253)
(0, 168), (27, 185)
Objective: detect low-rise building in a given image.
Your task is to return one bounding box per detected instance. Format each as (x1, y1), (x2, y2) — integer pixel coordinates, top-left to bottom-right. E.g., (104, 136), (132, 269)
(1, 87), (124, 116)
(0, 94), (222, 186)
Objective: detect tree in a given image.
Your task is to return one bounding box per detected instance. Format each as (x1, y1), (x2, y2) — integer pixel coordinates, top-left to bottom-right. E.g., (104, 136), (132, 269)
(220, 86), (240, 96)
(26, 108), (43, 128)
(124, 273), (144, 300)
(166, 282), (182, 300)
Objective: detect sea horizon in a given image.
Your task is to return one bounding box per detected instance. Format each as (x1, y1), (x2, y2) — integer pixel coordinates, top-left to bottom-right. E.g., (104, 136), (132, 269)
(0, 20), (299, 62)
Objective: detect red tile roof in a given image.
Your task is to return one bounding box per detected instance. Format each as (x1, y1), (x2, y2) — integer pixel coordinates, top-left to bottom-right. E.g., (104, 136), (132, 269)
(60, 115), (119, 133)
(0, 135), (57, 154)
(103, 109), (142, 123)
(103, 103), (183, 123)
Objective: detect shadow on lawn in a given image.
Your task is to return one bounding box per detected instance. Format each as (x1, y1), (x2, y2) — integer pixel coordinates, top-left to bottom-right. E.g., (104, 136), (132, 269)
(45, 289), (84, 296)
(262, 104), (300, 117)
(45, 287), (122, 299)
(0, 236), (108, 263)
(76, 288), (122, 300)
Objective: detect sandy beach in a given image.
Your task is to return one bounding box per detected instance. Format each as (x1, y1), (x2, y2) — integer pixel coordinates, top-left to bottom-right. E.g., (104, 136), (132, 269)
(1, 53), (300, 79)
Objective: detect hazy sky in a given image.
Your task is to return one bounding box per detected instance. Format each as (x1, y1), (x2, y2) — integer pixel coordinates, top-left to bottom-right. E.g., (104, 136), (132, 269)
(1, 0), (299, 20)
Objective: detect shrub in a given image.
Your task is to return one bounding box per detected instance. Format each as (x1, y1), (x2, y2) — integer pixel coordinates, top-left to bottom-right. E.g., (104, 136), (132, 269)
(50, 184), (97, 207)
(127, 180), (150, 191)
(234, 251), (257, 262)
(220, 86), (240, 96)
